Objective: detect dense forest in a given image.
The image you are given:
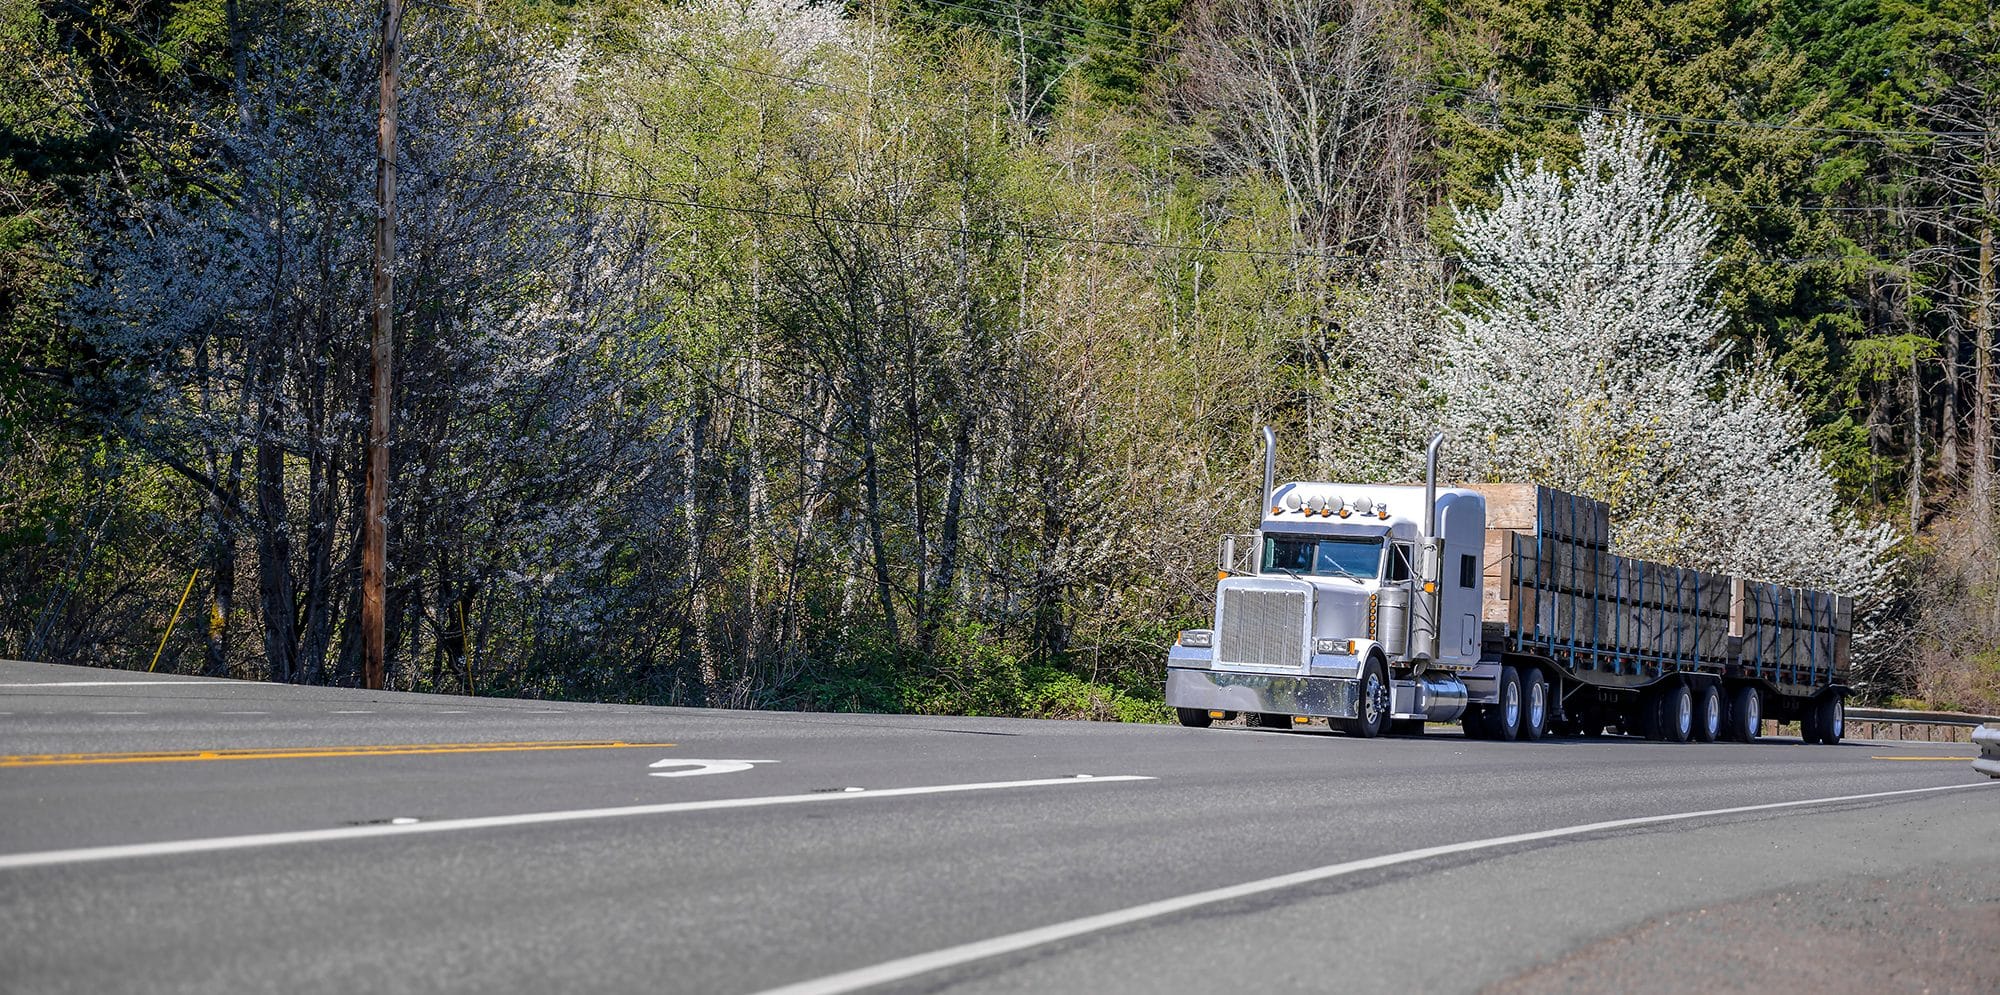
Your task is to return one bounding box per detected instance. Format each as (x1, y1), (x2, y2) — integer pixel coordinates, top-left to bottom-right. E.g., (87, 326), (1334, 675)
(2, 0), (1996, 715)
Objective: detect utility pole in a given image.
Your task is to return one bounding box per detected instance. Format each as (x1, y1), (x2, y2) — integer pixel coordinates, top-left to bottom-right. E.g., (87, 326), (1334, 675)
(365, 0), (401, 691)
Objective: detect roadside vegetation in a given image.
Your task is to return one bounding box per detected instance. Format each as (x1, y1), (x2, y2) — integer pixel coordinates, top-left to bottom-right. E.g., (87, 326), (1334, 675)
(3, 0), (1997, 715)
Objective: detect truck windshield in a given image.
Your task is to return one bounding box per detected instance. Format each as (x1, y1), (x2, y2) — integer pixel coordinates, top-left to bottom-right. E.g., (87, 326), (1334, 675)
(1262, 535), (1383, 580)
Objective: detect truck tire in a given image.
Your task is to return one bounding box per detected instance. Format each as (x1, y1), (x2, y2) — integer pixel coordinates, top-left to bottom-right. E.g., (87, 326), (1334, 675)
(1519, 669), (1550, 741)
(1176, 707), (1213, 728)
(1814, 695), (1844, 745)
(1478, 666), (1524, 741)
(1632, 690), (1661, 740)
(1728, 685), (1761, 742)
(1460, 707), (1487, 739)
(1692, 684), (1722, 743)
(1659, 683), (1694, 743)
(1800, 698), (1823, 743)
(1338, 658), (1390, 738)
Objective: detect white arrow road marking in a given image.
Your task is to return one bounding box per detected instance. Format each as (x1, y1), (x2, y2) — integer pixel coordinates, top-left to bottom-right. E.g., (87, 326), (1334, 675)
(648, 758), (779, 778)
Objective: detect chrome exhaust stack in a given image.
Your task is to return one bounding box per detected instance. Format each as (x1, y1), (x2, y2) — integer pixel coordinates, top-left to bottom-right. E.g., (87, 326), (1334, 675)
(1262, 425), (1277, 513)
(1414, 433), (1446, 664)
(1424, 433), (1443, 537)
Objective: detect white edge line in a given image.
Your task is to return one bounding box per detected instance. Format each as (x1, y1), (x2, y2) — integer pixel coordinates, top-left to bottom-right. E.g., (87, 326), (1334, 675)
(0, 775), (1153, 871)
(748, 780), (1998, 995)
(0, 681), (236, 688)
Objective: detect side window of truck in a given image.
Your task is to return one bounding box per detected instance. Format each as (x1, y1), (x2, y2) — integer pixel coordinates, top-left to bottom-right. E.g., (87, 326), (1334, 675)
(1459, 554), (1477, 588)
(1387, 543), (1414, 582)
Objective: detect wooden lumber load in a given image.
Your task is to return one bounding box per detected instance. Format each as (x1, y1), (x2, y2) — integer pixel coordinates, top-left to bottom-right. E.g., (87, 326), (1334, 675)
(1732, 579), (1852, 687)
(1469, 483), (1845, 687)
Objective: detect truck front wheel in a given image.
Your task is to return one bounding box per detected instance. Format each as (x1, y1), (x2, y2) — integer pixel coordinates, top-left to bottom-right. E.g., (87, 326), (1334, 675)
(1175, 707), (1213, 728)
(1338, 659), (1390, 738)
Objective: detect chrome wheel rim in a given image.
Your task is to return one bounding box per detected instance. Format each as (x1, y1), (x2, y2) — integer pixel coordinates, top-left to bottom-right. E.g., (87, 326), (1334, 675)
(1831, 700), (1843, 738)
(1527, 681), (1545, 731)
(1745, 692), (1760, 736)
(1703, 691), (1720, 739)
(1362, 673), (1388, 726)
(1503, 680), (1520, 729)
(1676, 690), (1692, 738)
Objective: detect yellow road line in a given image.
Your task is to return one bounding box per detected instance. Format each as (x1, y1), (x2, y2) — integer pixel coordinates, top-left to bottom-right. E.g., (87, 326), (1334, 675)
(0, 741), (677, 768)
(1868, 756), (1976, 761)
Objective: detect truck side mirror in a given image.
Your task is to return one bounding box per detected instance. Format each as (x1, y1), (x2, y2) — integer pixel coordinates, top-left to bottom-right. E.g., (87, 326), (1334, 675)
(1217, 535), (1237, 577)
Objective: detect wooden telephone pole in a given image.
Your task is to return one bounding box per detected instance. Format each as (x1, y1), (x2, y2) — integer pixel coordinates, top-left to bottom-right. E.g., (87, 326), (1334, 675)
(365, 0), (401, 691)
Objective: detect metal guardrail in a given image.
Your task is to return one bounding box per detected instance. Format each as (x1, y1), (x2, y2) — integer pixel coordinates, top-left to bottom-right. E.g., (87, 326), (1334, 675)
(1841, 707), (2000, 744)
(1976, 725), (2000, 780)
(1845, 707), (2000, 726)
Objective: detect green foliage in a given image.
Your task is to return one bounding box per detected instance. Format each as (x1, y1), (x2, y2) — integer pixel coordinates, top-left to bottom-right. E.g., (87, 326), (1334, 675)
(7, 0), (1995, 713)
(770, 620), (1172, 722)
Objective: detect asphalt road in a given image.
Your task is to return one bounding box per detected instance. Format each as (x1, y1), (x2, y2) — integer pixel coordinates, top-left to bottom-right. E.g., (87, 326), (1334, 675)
(2, 659), (1994, 994)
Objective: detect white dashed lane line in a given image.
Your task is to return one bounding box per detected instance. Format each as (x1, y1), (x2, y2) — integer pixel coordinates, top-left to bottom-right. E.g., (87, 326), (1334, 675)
(0, 774), (1155, 870)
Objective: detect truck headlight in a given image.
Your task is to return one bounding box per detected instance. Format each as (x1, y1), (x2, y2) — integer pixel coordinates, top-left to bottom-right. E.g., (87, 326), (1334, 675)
(1315, 637), (1357, 656)
(1178, 629), (1214, 648)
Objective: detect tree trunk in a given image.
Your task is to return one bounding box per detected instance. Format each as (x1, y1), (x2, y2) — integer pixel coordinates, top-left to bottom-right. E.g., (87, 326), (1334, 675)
(860, 389), (899, 645)
(1974, 206), (1995, 541)
(255, 426), (297, 683)
(679, 405), (723, 702)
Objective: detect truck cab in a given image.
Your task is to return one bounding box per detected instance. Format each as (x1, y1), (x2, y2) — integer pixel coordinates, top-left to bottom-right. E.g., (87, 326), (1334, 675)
(1166, 432), (1486, 737)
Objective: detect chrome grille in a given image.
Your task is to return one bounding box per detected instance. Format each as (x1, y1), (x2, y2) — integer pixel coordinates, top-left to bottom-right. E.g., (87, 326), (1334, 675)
(1217, 587), (1308, 668)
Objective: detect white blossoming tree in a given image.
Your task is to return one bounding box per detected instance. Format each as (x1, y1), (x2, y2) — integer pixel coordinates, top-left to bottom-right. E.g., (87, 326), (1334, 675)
(1439, 114), (1898, 672)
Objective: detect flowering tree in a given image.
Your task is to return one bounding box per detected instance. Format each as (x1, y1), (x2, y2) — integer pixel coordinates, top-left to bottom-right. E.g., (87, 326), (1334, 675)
(67, 6), (672, 686)
(1439, 114), (1897, 667)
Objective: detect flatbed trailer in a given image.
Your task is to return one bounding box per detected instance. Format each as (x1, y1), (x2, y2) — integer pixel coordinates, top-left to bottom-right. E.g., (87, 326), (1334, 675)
(1163, 431), (1852, 743)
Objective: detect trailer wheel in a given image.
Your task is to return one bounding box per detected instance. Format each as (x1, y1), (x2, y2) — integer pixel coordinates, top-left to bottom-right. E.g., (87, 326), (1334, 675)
(1659, 683), (1694, 743)
(1816, 695), (1844, 744)
(1519, 669), (1550, 741)
(1728, 685), (1762, 742)
(1175, 707), (1213, 728)
(1338, 658), (1390, 738)
(1477, 666), (1524, 741)
(1693, 684), (1722, 743)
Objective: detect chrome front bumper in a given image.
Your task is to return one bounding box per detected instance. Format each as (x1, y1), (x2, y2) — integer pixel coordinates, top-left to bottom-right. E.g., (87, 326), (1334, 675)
(1165, 668), (1360, 719)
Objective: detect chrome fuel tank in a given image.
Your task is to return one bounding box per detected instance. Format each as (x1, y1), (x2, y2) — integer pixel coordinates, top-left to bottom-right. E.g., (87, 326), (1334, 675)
(1408, 674), (1468, 722)
(1374, 586), (1410, 656)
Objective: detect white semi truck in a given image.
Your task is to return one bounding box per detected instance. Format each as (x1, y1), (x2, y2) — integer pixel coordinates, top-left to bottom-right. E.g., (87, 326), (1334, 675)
(1165, 430), (1852, 743)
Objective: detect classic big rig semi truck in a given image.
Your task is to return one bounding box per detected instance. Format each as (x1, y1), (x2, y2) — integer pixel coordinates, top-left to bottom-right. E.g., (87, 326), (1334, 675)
(1165, 430), (1852, 743)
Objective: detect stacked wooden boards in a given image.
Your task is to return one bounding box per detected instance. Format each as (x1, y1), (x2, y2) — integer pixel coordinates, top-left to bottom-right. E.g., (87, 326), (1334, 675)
(1470, 483), (1849, 688)
(1734, 580), (1851, 686)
